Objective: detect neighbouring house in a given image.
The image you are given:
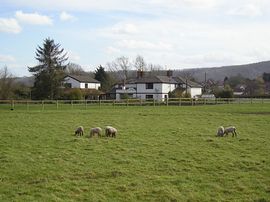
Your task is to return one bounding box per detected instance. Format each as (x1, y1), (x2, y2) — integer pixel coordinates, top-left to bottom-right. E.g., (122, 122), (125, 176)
(63, 74), (105, 100)
(109, 71), (202, 101)
(173, 76), (202, 98)
(63, 74), (101, 90)
(233, 84), (246, 96)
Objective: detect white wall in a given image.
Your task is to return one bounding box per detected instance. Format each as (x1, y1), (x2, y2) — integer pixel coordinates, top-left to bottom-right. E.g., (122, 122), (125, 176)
(189, 88), (202, 98)
(80, 83), (100, 90)
(135, 83), (173, 101)
(161, 83), (176, 94)
(64, 77), (80, 88)
(64, 77), (100, 90)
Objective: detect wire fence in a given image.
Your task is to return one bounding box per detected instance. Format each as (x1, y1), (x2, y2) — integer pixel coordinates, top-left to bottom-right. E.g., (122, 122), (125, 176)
(0, 98), (270, 111)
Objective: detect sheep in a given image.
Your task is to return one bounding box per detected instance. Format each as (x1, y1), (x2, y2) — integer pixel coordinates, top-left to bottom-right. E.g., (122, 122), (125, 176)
(216, 126), (225, 137)
(224, 126), (237, 137)
(90, 127), (102, 137)
(105, 126), (117, 138)
(75, 126), (84, 136)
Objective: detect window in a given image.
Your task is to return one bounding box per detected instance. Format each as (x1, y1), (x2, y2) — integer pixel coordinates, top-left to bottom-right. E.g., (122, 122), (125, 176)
(85, 83), (88, 88)
(64, 83), (72, 88)
(146, 83), (153, 89)
(146, 95), (153, 99)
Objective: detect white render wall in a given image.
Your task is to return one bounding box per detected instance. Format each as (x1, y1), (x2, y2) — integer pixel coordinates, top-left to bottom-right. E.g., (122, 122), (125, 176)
(135, 83), (173, 101)
(161, 83), (176, 94)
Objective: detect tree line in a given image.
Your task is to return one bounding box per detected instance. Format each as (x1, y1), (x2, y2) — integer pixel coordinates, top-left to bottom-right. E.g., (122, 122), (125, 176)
(1, 38), (270, 100)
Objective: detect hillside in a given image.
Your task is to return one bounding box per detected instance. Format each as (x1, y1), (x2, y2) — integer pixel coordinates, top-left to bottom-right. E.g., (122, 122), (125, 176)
(14, 61), (270, 86)
(175, 61), (270, 82)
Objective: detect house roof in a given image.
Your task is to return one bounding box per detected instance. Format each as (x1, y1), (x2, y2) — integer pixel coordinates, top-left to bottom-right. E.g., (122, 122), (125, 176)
(135, 76), (177, 84)
(115, 75), (202, 88)
(173, 76), (202, 88)
(65, 74), (100, 83)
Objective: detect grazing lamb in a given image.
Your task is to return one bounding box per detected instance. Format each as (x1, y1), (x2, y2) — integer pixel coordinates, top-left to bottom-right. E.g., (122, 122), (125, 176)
(75, 126), (84, 136)
(216, 126), (225, 137)
(90, 127), (102, 137)
(224, 126), (237, 137)
(105, 126), (117, 138)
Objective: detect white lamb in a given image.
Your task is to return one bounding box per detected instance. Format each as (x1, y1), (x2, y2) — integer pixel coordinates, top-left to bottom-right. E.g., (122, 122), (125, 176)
(216, 126), (225, 137)
(75, 126), (84, 136)
(90, 127), (102, 137)
(224, 126), (237, 137)
(105, 126), (117, 138)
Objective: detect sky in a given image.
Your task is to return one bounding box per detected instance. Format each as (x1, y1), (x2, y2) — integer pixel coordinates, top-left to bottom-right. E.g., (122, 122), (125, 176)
(0, 0), (270, 76)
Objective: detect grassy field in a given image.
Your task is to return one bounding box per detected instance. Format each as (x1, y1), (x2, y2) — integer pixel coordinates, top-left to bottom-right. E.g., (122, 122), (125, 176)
(0, 104), (269, 201)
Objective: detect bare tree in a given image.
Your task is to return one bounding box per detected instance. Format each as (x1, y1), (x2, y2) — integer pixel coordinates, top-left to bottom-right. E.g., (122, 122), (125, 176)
(134, 55), (147, 71)
(65, 62), (85, 75)
(148, 63), (164, 76)
(107, 56), (131, 84)
(0, 66), (14, 99)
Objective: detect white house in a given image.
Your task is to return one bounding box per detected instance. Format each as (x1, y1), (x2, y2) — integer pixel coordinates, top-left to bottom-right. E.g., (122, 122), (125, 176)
(113, 73), (202, 101)
(63, 75), (101, 90)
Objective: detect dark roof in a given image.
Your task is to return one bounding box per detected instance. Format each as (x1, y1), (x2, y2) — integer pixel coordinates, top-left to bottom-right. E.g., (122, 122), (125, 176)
(135, 76), (177, 84)
(65, 74), (100, 83)
(173, 76), (202, 88)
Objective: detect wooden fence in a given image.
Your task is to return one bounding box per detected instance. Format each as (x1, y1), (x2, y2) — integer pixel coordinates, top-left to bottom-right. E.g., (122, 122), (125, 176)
(0, 98), (270, 110)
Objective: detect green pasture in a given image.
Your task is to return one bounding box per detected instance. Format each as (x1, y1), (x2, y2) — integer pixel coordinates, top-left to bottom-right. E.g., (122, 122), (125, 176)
(0, 104), (269, 201)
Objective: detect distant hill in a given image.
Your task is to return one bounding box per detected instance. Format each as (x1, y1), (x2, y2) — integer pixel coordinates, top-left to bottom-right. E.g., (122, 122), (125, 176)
(175, 61), (270, 82)
(14, 61), (270, 85)
(14, 76), (34, 87)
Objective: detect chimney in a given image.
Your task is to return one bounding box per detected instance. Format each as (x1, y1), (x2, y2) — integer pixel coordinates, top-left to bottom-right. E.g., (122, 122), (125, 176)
(167, 70), (173, 77)
(137, 69), (144, 78)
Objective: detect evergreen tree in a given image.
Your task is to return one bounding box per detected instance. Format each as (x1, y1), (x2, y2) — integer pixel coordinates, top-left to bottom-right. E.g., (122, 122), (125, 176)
(29, 38), (68, 99)
(94, 65), (113, 92)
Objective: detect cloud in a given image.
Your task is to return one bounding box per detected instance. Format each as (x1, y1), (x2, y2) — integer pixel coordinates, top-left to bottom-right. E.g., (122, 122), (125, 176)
(105, 46), (121, 55)
(0, 18), (21, 33)
(227, 4), (262, 17)
(116, 39), (173, 51)
(67, 50), (80, 62)
(4, 0), (222, 12)
(15, 10), (53, 25)
(0, 54), (16, 62)
(111, 23), (138, 35)
(60, 11), (76, 21)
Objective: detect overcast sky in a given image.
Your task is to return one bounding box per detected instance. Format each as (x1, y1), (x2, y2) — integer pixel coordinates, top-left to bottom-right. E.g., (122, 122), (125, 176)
(1, 0), (270, 76)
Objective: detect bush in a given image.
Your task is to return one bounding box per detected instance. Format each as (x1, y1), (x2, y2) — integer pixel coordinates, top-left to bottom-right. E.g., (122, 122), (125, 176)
(62, 88), (83, 100)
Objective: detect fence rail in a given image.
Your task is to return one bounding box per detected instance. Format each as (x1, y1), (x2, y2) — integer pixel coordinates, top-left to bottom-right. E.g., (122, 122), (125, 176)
(0, 98), (270, 110)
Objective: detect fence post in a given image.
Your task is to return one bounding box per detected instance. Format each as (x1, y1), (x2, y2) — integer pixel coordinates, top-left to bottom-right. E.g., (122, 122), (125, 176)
(27, 100), (29, 110)
(71, 100), (73, 109)
(99, 99), (101, 107)
(42, 101), (44, 110)
(10, 100), (14, 110)
(140, 99), (142, 106)
(56, 100), (59, 110)
(166, 98), (169, 106)
(153, 99), (155, 106)
(113, 100), (115, 108)
(179, 98), (181, 106)
(250, 98), (253, 104)
(126, 99), (129, 107)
